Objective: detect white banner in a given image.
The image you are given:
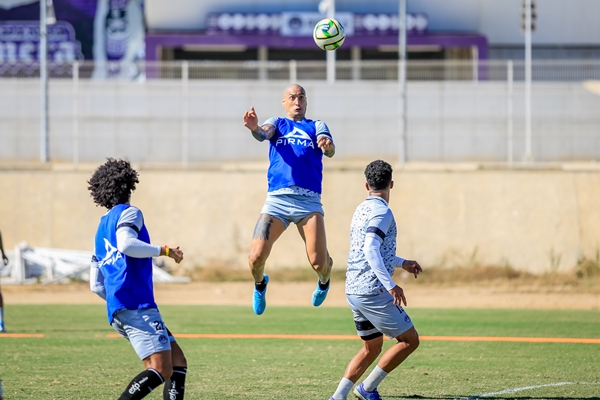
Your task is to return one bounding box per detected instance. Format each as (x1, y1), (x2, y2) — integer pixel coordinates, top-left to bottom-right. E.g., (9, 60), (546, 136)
(280, 12), (354, 37)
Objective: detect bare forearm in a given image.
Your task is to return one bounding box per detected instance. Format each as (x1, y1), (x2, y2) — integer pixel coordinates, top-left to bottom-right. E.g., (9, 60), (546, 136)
(251, 127), (268, 142)
(250, 124), (276, 142)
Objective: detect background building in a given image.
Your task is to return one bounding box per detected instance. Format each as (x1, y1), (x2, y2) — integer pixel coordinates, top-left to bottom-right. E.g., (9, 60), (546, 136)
(144, 0), (600, 64)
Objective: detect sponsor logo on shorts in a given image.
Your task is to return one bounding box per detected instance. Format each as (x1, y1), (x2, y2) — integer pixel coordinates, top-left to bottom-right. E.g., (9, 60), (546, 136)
(404, 315), (411, 323)
(159, 335), (168, 344)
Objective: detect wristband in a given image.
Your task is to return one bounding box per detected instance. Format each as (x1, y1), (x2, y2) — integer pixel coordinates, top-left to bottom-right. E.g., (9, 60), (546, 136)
(165, 246), (170, 257)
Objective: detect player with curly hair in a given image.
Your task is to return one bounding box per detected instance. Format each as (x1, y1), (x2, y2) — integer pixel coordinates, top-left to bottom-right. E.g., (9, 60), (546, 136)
(330, 160), (422, 400)
(88, 158), (188, 400)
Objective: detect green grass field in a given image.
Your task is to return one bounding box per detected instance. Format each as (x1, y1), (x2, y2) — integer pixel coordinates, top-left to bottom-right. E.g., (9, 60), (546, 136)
(1, 305), (599, 399)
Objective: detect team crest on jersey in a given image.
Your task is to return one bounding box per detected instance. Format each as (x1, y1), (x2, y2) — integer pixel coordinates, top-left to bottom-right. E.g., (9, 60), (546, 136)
(275, 127), (314, 148)
(98, 238), (123, 268)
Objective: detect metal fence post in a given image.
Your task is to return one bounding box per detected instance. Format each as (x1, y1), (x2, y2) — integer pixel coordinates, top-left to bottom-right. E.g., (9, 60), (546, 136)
(398, 0), (407, 167)
(289, 60), (297, 83)
(72, 60), (79, 169)
(523, 0), (533, 162)
(258, 46), (268, 81)
(40, 0), (49, 163)
(181, 61), (189, 168)
(472, 46), (479, 82)
(507, 60), (513, 167)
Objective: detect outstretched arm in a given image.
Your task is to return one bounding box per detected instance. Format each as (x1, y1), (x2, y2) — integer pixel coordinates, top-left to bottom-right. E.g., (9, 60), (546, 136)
(396, 258), (422, 279)
(243, 106), (276, 142)
(116, 207), (184, 263)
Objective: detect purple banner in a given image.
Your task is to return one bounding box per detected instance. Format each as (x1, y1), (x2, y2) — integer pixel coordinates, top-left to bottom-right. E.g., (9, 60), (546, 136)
(0, 0), (144, 69)
(0, 21), (82, 63)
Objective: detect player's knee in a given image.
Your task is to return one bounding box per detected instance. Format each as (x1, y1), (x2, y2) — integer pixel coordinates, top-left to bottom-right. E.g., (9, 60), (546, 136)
(154, 365), (173, 380)
(404, 330), (420, 351)
(363, 337), (383, 355)
(411, 335), (420, 350)
(365, 344), (382, 358)
(248, 251), (267, 269)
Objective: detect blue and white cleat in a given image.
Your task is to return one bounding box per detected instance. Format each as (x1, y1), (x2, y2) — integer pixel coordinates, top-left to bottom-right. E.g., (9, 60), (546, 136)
(311, 280), (330, 307)
(0, 322), (5, 333)
(252, 274), (269, 315)
(353, 382), (382, 400)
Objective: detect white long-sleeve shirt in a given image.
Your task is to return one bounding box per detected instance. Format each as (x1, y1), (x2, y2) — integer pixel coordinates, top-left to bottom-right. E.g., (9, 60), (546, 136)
(345, 196), (405, 295)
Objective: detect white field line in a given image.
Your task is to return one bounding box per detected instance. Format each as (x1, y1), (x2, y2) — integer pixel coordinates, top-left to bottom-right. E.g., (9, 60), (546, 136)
(455, 381), (600, 399)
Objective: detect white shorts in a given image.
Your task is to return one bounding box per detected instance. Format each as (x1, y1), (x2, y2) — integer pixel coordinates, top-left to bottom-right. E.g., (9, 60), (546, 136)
(261, 193), (324, 228)
(111, 308), (175, 360)
(347, 291), (414, 340)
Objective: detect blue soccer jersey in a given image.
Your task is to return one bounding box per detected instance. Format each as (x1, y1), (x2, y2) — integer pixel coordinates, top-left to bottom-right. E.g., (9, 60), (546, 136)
(94, 204), (157, 324)
(263, 117), (332, 194)
(346, 196), (399, 295)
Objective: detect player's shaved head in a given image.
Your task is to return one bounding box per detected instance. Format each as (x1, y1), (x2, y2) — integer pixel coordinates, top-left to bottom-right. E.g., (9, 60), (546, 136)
(282, 83), (308, 120)
(283, 83), (306, 98)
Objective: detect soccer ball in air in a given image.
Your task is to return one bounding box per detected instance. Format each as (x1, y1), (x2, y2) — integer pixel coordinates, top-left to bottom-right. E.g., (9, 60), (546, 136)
(313, 18), (346, 51)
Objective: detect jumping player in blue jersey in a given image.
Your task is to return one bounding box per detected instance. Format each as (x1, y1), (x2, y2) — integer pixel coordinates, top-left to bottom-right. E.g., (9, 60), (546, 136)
(88, 159), (188, 400)
(243, 83), (335, 315)
(330, 160), (422, 400)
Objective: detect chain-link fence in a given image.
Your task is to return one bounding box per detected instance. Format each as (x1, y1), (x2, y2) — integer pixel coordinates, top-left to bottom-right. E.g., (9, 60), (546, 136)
(1, 59), (599, 164)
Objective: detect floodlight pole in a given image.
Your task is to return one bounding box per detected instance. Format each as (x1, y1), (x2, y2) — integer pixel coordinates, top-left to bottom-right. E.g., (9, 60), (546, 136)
(398, 0), (407, 167)
(40, 0), (49, 163)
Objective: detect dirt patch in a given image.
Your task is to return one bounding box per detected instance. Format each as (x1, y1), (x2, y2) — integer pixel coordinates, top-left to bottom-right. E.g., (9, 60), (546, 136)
(2, 280), (598, 310)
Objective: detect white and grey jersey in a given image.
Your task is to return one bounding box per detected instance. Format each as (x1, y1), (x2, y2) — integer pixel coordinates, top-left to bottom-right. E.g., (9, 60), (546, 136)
(345, 196), (398, 295)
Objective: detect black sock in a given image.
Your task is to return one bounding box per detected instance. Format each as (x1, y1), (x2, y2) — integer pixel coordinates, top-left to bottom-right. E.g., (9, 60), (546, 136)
(319, 279), (330, 290)
(119, 368), (164, 400)
(255, 278), (266, 292)
(163, 366), (187, 400)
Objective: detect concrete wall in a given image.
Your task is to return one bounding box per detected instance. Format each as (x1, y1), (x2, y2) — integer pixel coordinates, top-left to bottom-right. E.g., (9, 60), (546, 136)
(0, 164), (599, 274)
(2, 79), (599, 163)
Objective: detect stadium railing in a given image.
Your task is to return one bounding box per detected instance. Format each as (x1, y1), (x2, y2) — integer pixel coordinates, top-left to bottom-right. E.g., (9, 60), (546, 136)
(0, 59), (599, 165)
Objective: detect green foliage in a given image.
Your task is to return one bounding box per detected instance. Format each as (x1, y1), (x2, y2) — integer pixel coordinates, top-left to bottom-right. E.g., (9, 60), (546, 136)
(576, 249), (600, 279)
(1, 305), (599, 399)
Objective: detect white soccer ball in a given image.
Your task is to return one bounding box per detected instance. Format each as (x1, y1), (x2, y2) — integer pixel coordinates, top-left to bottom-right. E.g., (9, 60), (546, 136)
(313, 18), (346, 51)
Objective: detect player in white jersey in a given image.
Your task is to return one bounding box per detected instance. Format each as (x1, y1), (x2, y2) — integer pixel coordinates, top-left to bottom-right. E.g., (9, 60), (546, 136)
(0, 229), (8, 333)
(330, 160), (423, 400)
(243, 84), (335, 315)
